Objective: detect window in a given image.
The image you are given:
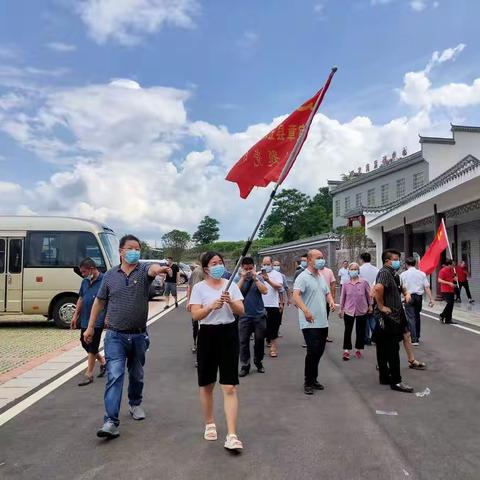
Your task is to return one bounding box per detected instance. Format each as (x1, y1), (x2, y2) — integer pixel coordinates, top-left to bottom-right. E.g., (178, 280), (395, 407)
(381, 184), (389, 205)
(8, 239), (23, 273)
(344, 196), (351, 212)
(355, 193), (362, 207)
(99, 233), (120, 267)
(335, 199), (340, 217)
(413, 172), (424, 190)
(396, 178), (406, 198)
(367, 188), (375, 207)
(25, 231), (105, 268)
(0, 239), (5, 273)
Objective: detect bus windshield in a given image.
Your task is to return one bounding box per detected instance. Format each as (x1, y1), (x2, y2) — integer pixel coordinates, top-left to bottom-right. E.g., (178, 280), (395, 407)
(99, 232), (120, 267)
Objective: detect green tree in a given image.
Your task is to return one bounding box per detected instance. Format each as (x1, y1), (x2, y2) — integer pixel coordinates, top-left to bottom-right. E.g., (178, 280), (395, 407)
(140, 241), (163, 260)
(162, 229), (191, 261)
(193, 216), (220, 245)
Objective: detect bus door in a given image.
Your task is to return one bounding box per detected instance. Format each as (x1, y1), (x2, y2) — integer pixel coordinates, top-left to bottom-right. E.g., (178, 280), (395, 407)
(5, 238), (24, 312)
(0, 238), (5, 311)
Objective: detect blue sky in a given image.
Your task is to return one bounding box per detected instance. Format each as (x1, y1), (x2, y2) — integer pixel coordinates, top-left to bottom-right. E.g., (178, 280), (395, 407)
(0, 0), (479, 240)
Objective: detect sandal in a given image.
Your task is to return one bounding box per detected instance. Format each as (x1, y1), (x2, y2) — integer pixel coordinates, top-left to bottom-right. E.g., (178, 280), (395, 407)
(270, 351), (278, 358)
(408, 359), (427, 370)
(224, 434), (243, 451)
(204, 423), (217, 441)
(78, 376), (93, 386)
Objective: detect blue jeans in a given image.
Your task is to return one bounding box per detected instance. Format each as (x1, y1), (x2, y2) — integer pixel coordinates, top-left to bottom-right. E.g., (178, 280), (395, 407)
(103, 330), (150, 426)
(365, 313), (377, 343)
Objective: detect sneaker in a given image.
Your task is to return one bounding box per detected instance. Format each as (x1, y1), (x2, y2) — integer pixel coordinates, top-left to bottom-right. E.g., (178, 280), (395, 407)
(97, 364), (106, 378)
(411, 342), (419, 346)
(355, 350), (362, 359)
(239, 366), (250, 377)
(312, 381), (324, 390)
(97, 421), (120, 439)
(342, 351), (350, 361)
(224, 434), (243, 451)
(391, 383), (414, 393)
(304, 385), (314, 395)
(301, 344), (307, 348)
(129, 405), (146, 420)
(255, 362), (265, 373)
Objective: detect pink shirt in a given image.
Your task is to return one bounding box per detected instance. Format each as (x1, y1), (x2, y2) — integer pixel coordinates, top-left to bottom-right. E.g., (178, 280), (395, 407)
(340, 278), (371, 316)
(319, 267), (335, 288)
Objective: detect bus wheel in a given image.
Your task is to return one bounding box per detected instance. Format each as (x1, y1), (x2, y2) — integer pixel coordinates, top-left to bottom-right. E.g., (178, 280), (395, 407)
(53, 295), (77, 329)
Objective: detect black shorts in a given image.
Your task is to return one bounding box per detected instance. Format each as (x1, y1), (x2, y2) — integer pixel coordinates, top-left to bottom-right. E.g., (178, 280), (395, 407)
(265, 307), (282, 341)
(80, 328), (103, 355)
(197, 321), (239, 387)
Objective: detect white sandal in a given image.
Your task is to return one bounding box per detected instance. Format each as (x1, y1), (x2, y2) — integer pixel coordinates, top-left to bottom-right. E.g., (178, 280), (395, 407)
(224, 434), (243, 450)
(204, 423), (217, 441)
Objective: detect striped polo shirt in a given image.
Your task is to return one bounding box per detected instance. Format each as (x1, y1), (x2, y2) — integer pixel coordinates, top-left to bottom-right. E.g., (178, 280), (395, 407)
(97, 262), (153, 330)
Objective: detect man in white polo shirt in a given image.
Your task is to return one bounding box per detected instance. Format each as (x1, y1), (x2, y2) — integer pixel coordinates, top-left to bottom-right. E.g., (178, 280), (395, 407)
(400, 257), (434, 345)
(359, 252), (379, 345)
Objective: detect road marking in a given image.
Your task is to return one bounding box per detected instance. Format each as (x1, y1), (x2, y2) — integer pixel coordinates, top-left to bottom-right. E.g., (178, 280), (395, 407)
(421, 312), (480, 335)
(375, 410), (398, 416)
(0, 297), (186, 428)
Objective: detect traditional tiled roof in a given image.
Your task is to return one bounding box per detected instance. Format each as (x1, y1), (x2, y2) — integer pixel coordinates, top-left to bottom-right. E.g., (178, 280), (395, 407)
(258, 232), (340, 254)
(329, 151), (424, 194)
(419, 136), (455, 145)
(363, 154), (480, 215)
(451, 124), (480, 133)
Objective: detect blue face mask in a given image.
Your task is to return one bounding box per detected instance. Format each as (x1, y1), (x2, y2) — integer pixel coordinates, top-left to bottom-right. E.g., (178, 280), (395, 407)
(124, 249), (140, 264)
(300, 261), (307, 269)
(263, 265), (272, 273)
(391, 260), (401, 270)
(349, 270), (359, 278)
(273, 266), (281, 272)
(314, 259), (326, 270)
(209, 264), (225, 279)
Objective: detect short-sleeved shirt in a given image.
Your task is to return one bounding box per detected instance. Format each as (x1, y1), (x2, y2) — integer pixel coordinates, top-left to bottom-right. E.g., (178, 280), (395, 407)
(293, 267), (305, 282)
(78, 273), (105, 329)
(293, 269), (329, 329)
(234, 276), (265, 318)
(165, 263), (179, 284)
(188, 267), (204, 289)
(400, 267), (429, 295)
(359, 262), (379, 287)
(97, 262), (154, 330)
(439, 266), (455, 293)
(375, 266), (402, 311)
(456, 265), (468, 283)
(261, 269), (284, 308)
(319, 267), (335, 289)
(338, 267), (350, 285)
(189, 279), (243, 325)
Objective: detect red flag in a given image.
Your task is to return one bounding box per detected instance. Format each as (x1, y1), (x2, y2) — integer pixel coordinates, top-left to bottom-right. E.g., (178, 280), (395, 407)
(226, 69), (336, 198)
(419, 222), (448, 275)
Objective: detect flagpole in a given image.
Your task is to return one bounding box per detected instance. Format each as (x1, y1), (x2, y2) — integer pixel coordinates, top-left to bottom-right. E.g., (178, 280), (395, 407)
(441, 218), (458, 286)
(224, 67), (338, 291)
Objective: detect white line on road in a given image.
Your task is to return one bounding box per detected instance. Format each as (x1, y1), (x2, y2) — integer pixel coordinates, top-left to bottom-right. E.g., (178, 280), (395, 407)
(421, 312), (480, 335)
(0, 297), (186, 428)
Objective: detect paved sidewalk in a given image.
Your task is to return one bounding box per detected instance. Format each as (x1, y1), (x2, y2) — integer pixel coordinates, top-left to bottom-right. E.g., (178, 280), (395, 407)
(423, 299), (480, 328)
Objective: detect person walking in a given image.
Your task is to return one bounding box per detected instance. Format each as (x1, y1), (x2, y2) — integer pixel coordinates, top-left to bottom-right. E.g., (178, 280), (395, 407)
(189, 251), (245, 451)
(261, 256), (284, 357)
(338, 260), (350, 293)
(455, 260), (474, 303)
(164, 257), (179, 309)
(293, 249), (335, 395)
(438, 260), (457, 324)
(359, 252), (379, 345)
(273, 259), (289, 337)
(83, 234), (172, 439)
(235, 257), (268, 377)
(71, 257), (106, 386)
(400, 257), (434, 345)
(373, 249), (414, 393)
(294, 253), (308, 282)
(339, 262), (371, 361)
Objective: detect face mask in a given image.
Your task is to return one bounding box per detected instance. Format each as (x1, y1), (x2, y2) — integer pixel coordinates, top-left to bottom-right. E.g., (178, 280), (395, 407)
(86, 274), (94, 281)
(391, 260), (401, 270)
(124, 249), (140, 264)
(349, 270), (359, 278)
(209, 264), (225, 279)
(314, 259), (326, 270)
(300, 261), (307, 269)
(273, 266), (281, 272)
(263, 265), (272, 273)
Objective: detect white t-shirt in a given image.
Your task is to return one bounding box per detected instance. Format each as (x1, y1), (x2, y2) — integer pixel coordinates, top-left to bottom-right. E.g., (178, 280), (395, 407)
(338, 267), (350, 285)
(189, 279), (243, 325)
(400, 267), (429, 295)
(260, 269), (284, 308)
(359, 262), (379, 287)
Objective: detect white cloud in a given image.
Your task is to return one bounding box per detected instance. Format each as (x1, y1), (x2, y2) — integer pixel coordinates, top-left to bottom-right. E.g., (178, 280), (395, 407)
(371, 0), (439, 11)
(46, 42), (77, 52)
(237, 31), (259, 50)
(410, 0), (427, 11)
(78, 0), (199, 45)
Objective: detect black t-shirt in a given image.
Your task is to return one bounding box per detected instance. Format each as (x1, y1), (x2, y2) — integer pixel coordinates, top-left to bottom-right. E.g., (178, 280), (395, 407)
(165, 263), (179, 283)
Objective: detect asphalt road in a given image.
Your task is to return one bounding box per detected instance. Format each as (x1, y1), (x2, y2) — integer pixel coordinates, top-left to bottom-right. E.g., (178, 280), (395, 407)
(1, 303), (479, 480)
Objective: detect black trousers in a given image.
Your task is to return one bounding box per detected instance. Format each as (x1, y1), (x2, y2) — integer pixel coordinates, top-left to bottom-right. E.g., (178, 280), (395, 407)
(374, 326), (402, 385)
(192, 319), (199, 344)
(239, 315), (266, 367)
(265, 307), (281, 342)
(441, 292), (455, 323)
(457, 281), (472, 300)
(343, 314), (367, 350)
(302, 327), (328, 386)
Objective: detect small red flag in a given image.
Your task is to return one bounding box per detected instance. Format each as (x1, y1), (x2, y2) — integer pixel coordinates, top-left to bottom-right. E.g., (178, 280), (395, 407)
(419, 223), (449, 275)
(226, 70), (336, 198)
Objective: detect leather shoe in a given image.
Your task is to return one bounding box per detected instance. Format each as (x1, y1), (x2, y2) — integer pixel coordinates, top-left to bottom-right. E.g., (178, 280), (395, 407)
(304, 385), (314, 395)
(391, 383), (414, 393)
(255, 362), (265, 373)
(313, 381), (324, 390)
(239, 367), (249, 377)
